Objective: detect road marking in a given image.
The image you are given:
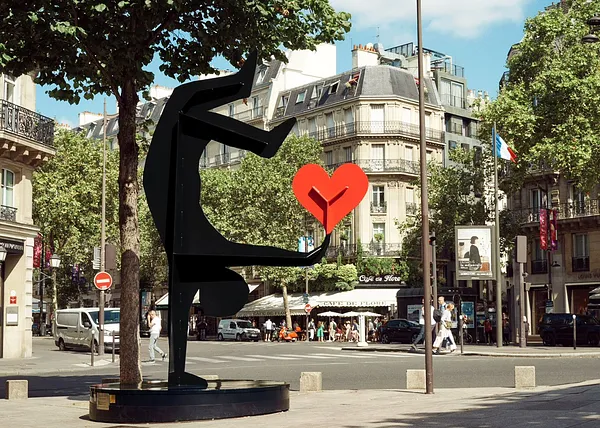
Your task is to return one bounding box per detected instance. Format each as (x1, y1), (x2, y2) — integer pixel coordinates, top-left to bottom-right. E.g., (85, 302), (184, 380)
(314, 346), (343, 351)
(313, 353), (372, 359)
(217, 355), (263, 362)
(373, 353), (412, 358)
(279, 354), (336, 359)
(245, 354), (300, 360)
(187, 356), (227, 363)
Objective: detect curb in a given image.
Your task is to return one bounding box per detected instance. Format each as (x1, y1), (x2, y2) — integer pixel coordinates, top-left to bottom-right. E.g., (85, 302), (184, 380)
(0, 360), (120, 377)
(341, 346), (600, 358)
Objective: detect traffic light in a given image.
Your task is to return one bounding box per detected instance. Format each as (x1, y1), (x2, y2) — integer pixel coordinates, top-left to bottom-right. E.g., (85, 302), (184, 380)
(429, 232), (436, 245)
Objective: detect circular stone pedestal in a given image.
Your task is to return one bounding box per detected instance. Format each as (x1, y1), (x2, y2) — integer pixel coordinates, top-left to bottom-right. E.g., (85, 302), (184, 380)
(89, 379), (289, 423)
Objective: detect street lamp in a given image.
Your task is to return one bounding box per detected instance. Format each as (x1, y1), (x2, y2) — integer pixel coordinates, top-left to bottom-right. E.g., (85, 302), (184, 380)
(583, 16), (600, 43)
(0, 246), (7, 263)
(39, 252), (61, 336)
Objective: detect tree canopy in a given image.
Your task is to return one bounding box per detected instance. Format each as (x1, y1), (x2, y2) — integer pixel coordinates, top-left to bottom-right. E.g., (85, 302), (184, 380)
(0, 0), (351, 384)
(479, 0), (600, 191)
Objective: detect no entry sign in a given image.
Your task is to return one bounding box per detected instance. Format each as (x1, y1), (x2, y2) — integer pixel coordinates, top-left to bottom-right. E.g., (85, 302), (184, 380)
(94, 271), (113, 291)
(304, 304), (312, 314)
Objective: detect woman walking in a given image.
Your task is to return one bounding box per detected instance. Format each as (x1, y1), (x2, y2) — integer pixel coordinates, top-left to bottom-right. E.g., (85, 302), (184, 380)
(433, 302), (457, 353)
(316, 321), (324, 342)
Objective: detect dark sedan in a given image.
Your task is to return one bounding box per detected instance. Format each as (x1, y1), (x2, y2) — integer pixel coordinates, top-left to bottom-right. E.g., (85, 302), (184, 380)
(539, 313), (600, 346)
(379, 318), (421, 344)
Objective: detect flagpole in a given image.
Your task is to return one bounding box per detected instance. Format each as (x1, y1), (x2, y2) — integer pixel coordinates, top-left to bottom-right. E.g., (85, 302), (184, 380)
(493, 122), (503, 348)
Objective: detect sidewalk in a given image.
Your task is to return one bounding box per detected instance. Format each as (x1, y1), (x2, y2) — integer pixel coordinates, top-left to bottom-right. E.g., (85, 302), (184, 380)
(2, 379), (600, 427)
(341, 343), (600, 357)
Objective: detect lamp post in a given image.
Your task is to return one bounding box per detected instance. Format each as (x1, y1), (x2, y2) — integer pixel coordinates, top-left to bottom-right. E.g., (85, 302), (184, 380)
(417, 0), (434, 394)
(49, 253), (61, 321)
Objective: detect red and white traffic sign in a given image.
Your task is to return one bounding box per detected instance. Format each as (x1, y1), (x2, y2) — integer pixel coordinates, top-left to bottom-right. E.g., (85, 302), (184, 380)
(304, 304), (312, 314)
(94, 271), (113, 291)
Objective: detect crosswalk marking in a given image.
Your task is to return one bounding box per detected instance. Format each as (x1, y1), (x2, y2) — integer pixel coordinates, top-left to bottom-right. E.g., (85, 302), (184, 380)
(278, 354), (336, 359)
(187, 356), (227, 363)
(217, 355), (263, 362)
(313, 353), (372, 359)
(245, 354), (300, 360)
(373, 353), (412, 358)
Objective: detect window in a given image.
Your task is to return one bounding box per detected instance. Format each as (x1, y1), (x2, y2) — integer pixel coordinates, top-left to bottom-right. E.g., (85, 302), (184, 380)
(3, 74), (15, 103)
(572, 233), (589, 272)
(532, 239), (547, 274)
(86, 123), (97, 139)
(330, 81), (340, 94)
(451, 82), (464, 107)
(2, 169), (14, 208)
(256, 67), (268, 84)
(296, 91), (306, 104)
(228, 104), (235, 117)
(343, 147), (353, 163)
(146, 102), (156, 119)
(449, 140), (457, 150)
(81, 312), (92, 327)
(426, 150), (433, 163)
(325, 113), (334, 137)
(405, 145), (413, 162)
(325, 151), (333, 166)
(530, 189), (546, 221)
(373, 223), (385, 242)
(402, 107), (411, 123)
(278, 94), (289, 108)
(370, 104), (385, 133)
(311, 85), (322, 100)
(372, 144), (385, 171)
(425, 112), (431, 129)
(461, 143), (469, 151)
(344, 108), (354, 133)
(308, 117), (317, 136)
(372, 185), (385, 205)
(252, 97), (260, 114)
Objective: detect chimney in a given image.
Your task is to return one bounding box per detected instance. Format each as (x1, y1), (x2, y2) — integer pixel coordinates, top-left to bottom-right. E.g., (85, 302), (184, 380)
(352, 43), (379, 68)
(78, 111), (104, 127)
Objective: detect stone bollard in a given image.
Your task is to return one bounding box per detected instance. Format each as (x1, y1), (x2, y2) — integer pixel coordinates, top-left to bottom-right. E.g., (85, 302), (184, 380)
(5, 380), (28, 400)
(514, 366), (536, 389)
(299, 372), (322, 393)
(406, 369), (426, 390)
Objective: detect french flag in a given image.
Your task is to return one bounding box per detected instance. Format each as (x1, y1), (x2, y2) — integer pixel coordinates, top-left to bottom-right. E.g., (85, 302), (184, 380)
(495, 133), (517, 163)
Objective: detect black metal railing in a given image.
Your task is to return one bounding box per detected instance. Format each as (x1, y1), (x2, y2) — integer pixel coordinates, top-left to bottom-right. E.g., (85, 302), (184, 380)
(325, 242), (403, 258)
(371, 202), (387, 214)
(436, 62), (465, 78)
(406, 202), (419, 215)
(572, 256), (590, 272)
(233, 106), (264, 122)
(531, 259), (548, 274)
(326, 159), (420, 175)
(440, 94), (466, 109)
(215, 153), (230, 165)
(513, 201), (600, 224)
(0, 205), (17, 222)
(0, 100), (55, 147)
(308, 121), (444, 144)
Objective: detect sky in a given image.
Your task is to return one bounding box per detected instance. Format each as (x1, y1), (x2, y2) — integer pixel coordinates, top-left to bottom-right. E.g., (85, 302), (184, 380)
(38, 0), (552, 128)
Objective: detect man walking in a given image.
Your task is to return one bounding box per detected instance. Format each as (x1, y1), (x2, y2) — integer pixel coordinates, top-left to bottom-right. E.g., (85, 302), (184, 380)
(411, 299), (435, 350)
(264, 318), (273, 342)
(148, 310), (167, 362)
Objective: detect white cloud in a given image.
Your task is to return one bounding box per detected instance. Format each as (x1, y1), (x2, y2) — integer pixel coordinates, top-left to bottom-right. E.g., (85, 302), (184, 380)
(330, 0), (532, 39)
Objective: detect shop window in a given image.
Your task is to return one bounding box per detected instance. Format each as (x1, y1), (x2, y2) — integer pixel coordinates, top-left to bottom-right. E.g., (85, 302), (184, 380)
(2, 169), (14, 207)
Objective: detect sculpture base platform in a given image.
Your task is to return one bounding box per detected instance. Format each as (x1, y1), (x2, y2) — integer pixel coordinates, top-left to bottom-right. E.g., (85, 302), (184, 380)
(89, 379), (289, 423)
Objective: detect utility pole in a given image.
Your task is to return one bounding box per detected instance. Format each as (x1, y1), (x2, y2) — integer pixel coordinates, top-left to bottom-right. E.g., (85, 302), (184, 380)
(40, 237), (45, 336)
(431, 232), (438, 335)
(492, 124), (503, 347)
(98, 98), (107, 356)
(305, 229), (309, 340)
(417, 0), (433, 394)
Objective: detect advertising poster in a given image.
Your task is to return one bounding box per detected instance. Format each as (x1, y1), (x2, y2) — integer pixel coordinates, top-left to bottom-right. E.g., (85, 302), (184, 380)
(407, 304), (421, 323)
(455, 226), (494, 280)
(461, 301), (475, 328)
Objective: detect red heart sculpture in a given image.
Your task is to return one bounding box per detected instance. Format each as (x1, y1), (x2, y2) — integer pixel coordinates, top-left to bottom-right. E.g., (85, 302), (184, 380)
(293, 163), (369, 234)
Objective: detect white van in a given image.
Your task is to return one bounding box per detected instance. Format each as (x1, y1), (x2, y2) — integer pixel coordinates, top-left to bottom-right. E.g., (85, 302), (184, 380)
(53, 308), (120, 351)
(217, 319), (261, 341)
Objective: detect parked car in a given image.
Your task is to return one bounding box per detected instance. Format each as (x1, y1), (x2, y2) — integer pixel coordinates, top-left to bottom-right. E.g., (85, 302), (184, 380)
(53, 308), (120, 352)
(538, 313), (600, 346)
(217, 319), (261, 341)
(378, 318), (421, 344)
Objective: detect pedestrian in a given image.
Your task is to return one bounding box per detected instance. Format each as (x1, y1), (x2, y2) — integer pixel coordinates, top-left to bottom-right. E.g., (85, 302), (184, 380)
(411, 298), (435, 349)
(368, 319), (375, 342)
(438, 296), (447, 311)
(317, 321), (324, 342)
(484, 317), (493, 345)
(433, 302), (456, 353)
(308, 318), (316, 341)
(148, 310), (167, 362)
(264, 318), (273, 342)
(351, 319), (359, 342)
(328, 319), (337, 342)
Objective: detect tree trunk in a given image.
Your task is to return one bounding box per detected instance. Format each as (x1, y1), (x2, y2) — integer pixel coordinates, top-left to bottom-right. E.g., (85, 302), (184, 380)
(118, 79), (142, 386)
(282, 283), (292, 328)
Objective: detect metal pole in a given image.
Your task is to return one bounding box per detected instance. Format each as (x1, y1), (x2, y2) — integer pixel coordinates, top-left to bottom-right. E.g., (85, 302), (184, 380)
(305, 229), (309, 341)
(573, 315), (577, 350)
(91, 337), (95, 367)
(547, 209), (553, 303)
(431, 233), (438, 335)
(98, 98), (107, 356)
(417, 0), (433, 394)
(518, 261), (526, 348)
(112, 334), (116, 363)
(492, 123), (502, 347)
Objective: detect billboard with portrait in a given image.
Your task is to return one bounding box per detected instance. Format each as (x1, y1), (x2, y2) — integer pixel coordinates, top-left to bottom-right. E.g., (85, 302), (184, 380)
(455, 226), (494, 280)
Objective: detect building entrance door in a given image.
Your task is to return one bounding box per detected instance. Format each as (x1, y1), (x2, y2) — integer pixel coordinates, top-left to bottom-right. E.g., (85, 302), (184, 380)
(532, 289), (547, 334)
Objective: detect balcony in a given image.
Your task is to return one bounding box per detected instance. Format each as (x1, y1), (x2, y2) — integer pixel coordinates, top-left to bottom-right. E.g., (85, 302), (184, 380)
(371, 202), (387, 214)
(325, 242), (402, 258)
(513, 201), (600, 225)
(308, 121), (444, 145)
(233, 106), (264, 122)
(440, 94), (467, 109)
(0, 100), (54, 148)
(0, 205), (17, 222)
(572, 256), (590, 272)
(215, 153), (230, 165)
(531, 259), (548, 274)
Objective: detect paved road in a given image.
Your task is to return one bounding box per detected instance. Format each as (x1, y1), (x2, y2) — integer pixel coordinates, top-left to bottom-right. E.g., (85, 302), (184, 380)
(1, 338), (598, 399)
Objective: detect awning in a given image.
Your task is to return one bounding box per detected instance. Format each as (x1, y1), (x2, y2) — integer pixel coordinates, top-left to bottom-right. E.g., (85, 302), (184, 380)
(155, 284), (260, 309)
(236, 288), (399, 317)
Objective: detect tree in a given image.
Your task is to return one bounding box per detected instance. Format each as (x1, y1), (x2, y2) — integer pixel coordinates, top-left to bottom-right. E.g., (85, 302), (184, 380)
(398, 149), (493, 286)
(479, 0), (600, 192)
(0, 1), (350, 384)
(201, 134), (326, 327)
(33, 129), (119, 310)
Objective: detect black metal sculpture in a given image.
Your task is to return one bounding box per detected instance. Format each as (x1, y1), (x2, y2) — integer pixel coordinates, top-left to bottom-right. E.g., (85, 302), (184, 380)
(143, 51), (330, 387)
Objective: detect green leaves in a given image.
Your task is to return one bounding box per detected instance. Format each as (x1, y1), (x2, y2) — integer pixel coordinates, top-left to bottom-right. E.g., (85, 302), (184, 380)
(94, 4), (107, 12)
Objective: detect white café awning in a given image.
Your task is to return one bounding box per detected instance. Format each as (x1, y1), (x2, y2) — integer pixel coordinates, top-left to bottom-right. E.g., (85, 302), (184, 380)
(154, 284), (261, 309)
(236, 288), (399, 317)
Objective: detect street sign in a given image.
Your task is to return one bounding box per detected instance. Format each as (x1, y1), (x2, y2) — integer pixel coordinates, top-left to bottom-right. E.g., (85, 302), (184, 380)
(92, 246), (101, 270)
(304, 304), (312, 314)
(303, 293), (309, 304)
(94, 271), (113, 291)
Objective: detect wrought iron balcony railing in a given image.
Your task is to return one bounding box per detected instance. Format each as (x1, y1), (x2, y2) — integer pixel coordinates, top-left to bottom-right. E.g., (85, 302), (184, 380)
(233, 106), (264, 122)
(0, 205), (17, 222)
(531, 259), (548, 274)
(326, 158), (420, 175)
(512, 200), (600, 225)
(325, 242), (403, 258)
(371, 202), (387, 214)
(572, 256), (590, 272)
(307, 121), (444, 144)
(0, 100), (55, 147)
